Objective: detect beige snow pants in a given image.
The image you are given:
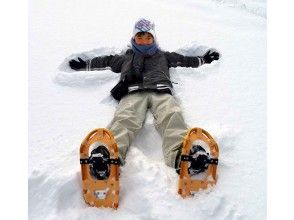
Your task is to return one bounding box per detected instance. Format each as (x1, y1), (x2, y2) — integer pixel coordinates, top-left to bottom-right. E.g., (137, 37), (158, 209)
(107, 91), (189, 168)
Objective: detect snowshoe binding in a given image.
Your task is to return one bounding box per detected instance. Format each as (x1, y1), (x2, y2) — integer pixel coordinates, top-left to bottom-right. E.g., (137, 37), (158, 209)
(80, 128), (120, 209)
(89, 145), (110, 180)
(178, 127), (219, 198)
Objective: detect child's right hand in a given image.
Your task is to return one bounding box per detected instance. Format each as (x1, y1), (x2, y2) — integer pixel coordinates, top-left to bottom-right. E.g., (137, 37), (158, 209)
(69, 57), (86, 70)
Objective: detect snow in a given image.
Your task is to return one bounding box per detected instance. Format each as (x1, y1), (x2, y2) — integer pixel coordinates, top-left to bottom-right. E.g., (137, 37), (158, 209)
(29, 0), (266, 219)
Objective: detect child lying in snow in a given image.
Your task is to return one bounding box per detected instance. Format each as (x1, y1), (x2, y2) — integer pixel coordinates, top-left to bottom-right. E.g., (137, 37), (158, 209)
(69, 18), (219, 178)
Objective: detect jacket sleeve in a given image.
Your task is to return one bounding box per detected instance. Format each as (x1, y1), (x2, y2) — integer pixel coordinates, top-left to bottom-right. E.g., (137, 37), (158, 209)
(87, 55), (125, 73)
(164, 52), (205, 68)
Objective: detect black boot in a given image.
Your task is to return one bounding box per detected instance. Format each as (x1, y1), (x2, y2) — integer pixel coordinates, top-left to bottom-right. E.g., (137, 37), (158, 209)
(188, 145), (210, 175)
(175, 150), (182, 174)
(89, 145), (110, 180)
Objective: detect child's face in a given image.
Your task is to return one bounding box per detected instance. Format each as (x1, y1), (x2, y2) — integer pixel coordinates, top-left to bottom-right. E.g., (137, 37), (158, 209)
(134, 33), (154, 45)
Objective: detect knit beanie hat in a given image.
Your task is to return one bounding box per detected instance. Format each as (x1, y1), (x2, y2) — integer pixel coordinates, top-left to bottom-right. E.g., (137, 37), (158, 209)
(133, 18), (157, 42)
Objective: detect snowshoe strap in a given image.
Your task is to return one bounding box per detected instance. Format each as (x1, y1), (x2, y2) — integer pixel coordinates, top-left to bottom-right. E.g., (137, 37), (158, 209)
(80, 158), (90, 164)
(180, 155), (191, 161)
(209, 158), (218, 165)
(80, 158), (120, 165)
(109, 158), (120, 165)
(180, 155), (218, 165)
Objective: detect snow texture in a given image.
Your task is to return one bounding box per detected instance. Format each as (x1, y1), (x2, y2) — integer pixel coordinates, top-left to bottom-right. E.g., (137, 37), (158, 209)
(29, 0), (266, 219)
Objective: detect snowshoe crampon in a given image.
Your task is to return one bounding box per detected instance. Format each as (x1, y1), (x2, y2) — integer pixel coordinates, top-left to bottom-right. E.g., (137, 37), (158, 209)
(178, 127), (219, 198)
(80, 128), (120, 209)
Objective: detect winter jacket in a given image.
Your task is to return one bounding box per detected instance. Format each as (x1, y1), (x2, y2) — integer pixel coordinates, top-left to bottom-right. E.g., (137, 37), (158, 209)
(86, 48), (205, 96)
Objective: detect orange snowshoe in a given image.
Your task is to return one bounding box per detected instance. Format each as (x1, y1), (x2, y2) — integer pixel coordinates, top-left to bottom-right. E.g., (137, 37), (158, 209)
(178, 127), (219, 198)
(80, 128), (120, 209)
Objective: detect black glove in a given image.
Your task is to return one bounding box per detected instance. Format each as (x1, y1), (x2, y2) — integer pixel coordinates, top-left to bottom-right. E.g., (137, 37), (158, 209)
(69, 57), (87, 70)
(202, 50), (220, 64)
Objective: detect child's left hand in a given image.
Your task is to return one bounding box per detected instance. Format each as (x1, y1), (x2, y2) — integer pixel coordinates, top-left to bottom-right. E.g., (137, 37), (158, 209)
(202, 50), (220, 64)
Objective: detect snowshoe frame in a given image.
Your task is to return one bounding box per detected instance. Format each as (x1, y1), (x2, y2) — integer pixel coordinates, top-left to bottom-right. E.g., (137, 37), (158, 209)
(80, 128), (119, 209)
(178, 127), (219, 198)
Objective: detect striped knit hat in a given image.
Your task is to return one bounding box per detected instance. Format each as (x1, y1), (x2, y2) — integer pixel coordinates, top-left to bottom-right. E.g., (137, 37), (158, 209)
(133, 18), (157, 42)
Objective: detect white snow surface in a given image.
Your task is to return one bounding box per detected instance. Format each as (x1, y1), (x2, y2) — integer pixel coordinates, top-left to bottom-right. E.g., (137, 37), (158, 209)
(29, 0), (266, 219)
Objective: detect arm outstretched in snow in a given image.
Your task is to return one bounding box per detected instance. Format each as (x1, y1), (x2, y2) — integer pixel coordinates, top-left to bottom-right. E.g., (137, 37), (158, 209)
(69, 55), (125, 73)
(165, 49), (219, 68)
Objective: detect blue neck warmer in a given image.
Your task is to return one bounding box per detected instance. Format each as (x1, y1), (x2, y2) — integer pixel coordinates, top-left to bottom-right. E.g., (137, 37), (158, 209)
(131, 39), (158, 56)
